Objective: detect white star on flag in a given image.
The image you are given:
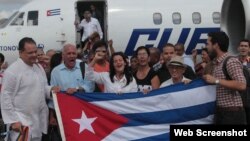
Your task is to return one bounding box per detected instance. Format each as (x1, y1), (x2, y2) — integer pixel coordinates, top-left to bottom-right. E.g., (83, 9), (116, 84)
(72, 111), (97, 134)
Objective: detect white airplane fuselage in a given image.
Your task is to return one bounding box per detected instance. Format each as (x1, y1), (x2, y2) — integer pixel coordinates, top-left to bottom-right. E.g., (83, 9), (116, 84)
(0, 0), (223, 63)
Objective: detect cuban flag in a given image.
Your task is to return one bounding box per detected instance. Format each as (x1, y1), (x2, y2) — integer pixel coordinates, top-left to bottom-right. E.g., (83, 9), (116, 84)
(47, 8), (61, 16)
(53, 79), (216, 141)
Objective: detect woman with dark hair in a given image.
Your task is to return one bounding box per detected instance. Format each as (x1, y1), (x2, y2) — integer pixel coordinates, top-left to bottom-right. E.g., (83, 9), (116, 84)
(86, 51), (137, 93)
(134, 46), (160, 94)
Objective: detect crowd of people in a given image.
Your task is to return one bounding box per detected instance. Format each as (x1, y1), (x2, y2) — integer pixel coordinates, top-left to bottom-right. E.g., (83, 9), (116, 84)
(0, 5), (249, 141)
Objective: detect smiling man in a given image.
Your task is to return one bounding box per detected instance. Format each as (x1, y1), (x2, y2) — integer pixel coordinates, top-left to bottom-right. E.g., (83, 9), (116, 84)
(160, 55), (191, 87)
(1, 37), (60, 141)
(238, 39), (250, 68)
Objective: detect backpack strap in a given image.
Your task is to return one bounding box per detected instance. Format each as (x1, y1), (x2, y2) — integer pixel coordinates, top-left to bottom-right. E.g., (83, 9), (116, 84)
(80, 62), (85, 79)
(222, 56), (234, 80)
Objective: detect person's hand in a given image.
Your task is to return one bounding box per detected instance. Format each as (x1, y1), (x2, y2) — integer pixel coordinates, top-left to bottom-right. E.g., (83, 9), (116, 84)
(108, 39), (113, 47)
(66, 88), (78, 95)
(115, 89), (123, 95)
(142, 89), (150, 95)
(183, 79), (191, 84)
(49, 114), (58, 126)
(203, 74), (216, 84)
(201, 62), (207, 68)
(51, 86), (61, 93)
(74, 21), (79, 26)
(192, 49), (197, 58)
(94, 52), (105, 61)
(10, 122), (22, 133)
(246, 56), (250, 62)
(1, 62), (8, 70)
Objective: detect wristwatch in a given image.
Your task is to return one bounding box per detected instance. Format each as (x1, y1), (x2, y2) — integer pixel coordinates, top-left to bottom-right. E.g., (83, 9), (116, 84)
(76, 86), (85, 92)
(215, 79), (220, 85)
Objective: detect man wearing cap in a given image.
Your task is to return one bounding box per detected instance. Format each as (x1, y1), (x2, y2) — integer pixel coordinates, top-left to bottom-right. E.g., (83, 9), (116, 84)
(160, 56), (191, 87)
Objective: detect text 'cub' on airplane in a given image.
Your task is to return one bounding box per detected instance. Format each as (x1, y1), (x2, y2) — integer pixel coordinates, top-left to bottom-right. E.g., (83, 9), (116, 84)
(0, 0), (248, 63)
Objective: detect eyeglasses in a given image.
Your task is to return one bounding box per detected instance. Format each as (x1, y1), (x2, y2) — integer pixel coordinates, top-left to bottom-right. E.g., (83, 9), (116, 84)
(137, 53), (148, 57)
(95, 50), (107, 53)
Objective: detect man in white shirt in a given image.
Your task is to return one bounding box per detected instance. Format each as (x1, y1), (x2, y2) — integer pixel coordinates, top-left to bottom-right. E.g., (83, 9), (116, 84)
(160, 56), (191, 87)
(75, 10), (103, 45)
(175, 43), (195, 71)
(1, 37), (60, 141)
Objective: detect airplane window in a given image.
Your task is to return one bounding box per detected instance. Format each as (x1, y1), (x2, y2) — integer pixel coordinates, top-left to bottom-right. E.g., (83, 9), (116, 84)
(27, 11), (39, 26)
(153, 13), (162, 25)
(10, 12), (24, 26)
(192, 12), (201, 24)
(172, 12), (181, 24)
(213, 12), (221, 24)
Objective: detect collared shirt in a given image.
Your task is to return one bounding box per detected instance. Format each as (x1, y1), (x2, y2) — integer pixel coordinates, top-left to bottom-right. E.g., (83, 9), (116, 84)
(49, 62), (94, 109)
(50, 62), (94, 92)
(78, 17), (103, 41)
(160, 76), (190, 88)
(213, 53), (246, 107)
(1, 58), (51, 137)
(86, 66), (137, 93)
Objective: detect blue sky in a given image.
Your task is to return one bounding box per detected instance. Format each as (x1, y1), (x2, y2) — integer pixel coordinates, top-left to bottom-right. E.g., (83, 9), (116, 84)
(0, 0), (32, 18)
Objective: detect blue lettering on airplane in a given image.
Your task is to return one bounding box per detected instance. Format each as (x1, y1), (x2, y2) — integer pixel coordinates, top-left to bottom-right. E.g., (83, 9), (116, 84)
(125, 27), (220, 56)
(0, 43), (44, 51)
(125, 29), (159, 54)
(0, 46), (18, 51)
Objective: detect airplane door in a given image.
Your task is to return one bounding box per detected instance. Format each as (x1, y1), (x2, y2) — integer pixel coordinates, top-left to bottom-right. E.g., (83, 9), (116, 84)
(44, 9), (67, 51)
(56, 17), (67, 45)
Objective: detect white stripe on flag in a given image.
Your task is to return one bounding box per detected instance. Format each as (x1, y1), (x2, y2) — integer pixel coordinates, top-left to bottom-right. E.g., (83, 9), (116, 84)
(103, 115), (213, 141)
(53, 93), (66, 141)
(91, 85), (216, 114)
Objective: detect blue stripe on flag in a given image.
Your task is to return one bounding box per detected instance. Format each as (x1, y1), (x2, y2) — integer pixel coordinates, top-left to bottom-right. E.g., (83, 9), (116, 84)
(122, 102), (215, 126)
(74, 79), (210, 102)
(49, 9), (60, 12)
(55, 78), (216, 140)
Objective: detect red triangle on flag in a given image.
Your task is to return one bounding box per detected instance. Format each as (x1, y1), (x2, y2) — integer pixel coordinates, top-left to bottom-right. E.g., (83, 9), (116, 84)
(55, 93), (128, 141)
